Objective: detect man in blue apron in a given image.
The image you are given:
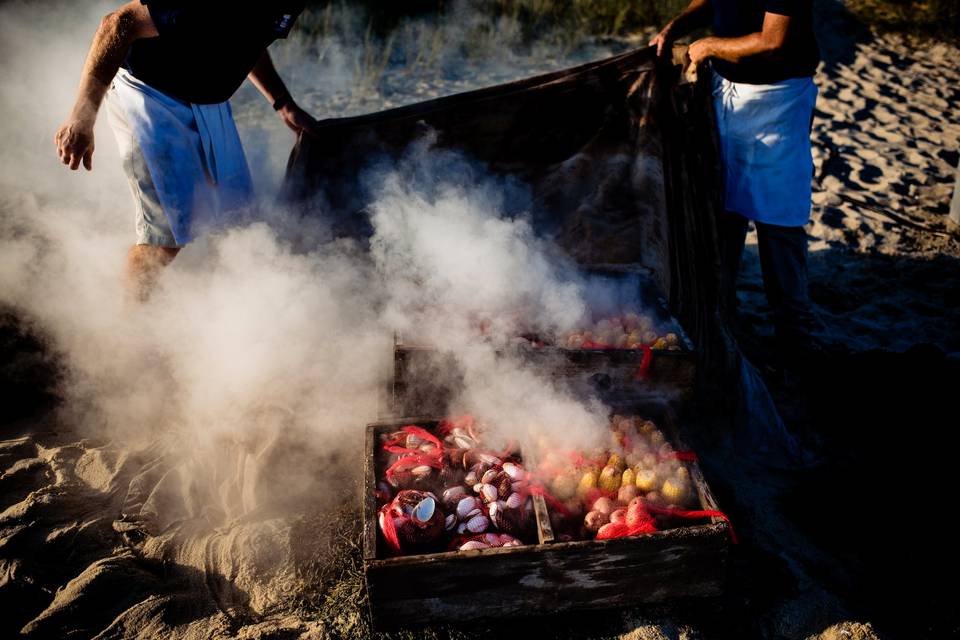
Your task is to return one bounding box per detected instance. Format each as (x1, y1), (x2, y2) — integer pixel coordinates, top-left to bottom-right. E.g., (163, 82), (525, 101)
(55, 1), (316, 299)
(652, 0), (822, 364)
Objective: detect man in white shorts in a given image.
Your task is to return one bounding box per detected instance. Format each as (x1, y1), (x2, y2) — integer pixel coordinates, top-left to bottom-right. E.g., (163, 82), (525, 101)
(55, 1), (318, 298)
(651, 0), (822, 365)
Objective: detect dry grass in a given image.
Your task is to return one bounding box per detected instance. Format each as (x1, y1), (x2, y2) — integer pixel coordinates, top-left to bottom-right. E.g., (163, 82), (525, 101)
(289, 1), (681, 106)
(845, 0), (960, 42)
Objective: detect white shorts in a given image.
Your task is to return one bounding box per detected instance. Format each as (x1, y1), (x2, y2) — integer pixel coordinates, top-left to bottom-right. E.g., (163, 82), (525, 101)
(106, 89), (180, 247)
(106, 69), (254, 247)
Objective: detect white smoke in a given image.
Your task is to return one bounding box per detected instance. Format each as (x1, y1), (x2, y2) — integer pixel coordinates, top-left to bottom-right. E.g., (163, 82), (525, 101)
(0, 0), (637, 525)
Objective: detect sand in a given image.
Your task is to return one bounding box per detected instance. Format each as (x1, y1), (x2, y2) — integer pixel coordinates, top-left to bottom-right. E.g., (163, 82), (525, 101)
(2, 1), (959, 639)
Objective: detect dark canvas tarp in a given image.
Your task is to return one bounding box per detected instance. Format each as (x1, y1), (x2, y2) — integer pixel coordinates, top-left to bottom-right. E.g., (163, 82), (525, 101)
(281, 46), (734, 383)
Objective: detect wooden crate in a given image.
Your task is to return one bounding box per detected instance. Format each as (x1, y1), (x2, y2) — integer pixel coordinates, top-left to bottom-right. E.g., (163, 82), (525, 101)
(387, 266), (697, 418)
(363, 406), (729, 630)
(389, 338), (696, 419)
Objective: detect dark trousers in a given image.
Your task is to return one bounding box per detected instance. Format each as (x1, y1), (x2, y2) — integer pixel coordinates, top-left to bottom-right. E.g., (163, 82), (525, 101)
(720, 211), (818, 350)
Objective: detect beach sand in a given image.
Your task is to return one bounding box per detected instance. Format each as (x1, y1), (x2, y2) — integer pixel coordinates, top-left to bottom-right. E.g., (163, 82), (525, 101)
(2, 2), (959, 638)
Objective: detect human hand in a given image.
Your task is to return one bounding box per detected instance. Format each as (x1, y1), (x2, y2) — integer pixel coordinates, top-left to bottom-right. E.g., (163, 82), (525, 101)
(55, 117), (95, 171)
(277, 102), (320, 138)
(648, 22), (675, 57)
(687, 37), (716, 67)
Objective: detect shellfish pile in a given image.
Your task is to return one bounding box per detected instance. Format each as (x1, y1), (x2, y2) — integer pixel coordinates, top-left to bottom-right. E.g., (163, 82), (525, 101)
(377, 417), (535, 555)
(531, 414), (695, 541)
(560, 313), (684, 351)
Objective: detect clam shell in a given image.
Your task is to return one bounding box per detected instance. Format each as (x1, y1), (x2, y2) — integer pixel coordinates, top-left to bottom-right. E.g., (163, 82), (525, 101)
(457, 496), (482, 519)
(465, 514), (490, 533)
(442, 486), (468, 508)
(438, 466), (464, 487)
(459, 540), (488, 551)
(488, 499), (507, 515)
(411, 465), (433, 477)
(505, 492), (524, 509)
(412, 497), (436, 523)
(445, 514), (457, 531)
(481, 468), (500, 484)
(488, 501), (518, 533)
(479, 483), (499, 503)
(478, 453), (502, 465)
(464, 469), (478, 485)
(453, 435), (477, 449)
(502, 462), (524, 481)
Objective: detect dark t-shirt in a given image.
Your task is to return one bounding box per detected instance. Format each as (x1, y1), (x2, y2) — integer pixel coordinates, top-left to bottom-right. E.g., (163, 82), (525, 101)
(711, 0), (820, 84)
(124, 0), (305, 104)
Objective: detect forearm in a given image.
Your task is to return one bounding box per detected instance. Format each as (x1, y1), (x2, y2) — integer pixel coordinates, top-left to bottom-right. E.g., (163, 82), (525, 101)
(695, 33), (779, 64)
(248, 50), (292, 107)
(249, 50), (318, 136)
(70, 11), (138, 121)
(694, 12), (790, 64)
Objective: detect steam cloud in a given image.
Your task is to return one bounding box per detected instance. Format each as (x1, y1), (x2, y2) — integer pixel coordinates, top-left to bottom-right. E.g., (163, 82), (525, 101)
(1, 0), (629, 528)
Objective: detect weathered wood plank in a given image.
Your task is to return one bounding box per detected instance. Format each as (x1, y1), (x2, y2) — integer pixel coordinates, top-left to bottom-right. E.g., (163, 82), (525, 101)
(363, 420), (379, 562)
(366, 523), (728, 629)
(532, 493), (555, 544)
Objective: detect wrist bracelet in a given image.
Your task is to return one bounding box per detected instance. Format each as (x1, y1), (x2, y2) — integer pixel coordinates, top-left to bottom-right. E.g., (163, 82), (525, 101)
(272, 93), (293, 111)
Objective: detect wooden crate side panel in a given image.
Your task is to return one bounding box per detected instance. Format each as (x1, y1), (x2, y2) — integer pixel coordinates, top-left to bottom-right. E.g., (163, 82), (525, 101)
(391, 347), (697, 416)
(366, 524), (727, 629)
(364, 423), (379, 562)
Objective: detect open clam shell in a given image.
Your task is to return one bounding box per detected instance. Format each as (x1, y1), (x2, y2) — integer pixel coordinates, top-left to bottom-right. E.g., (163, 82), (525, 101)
(412, 496), (436, 523)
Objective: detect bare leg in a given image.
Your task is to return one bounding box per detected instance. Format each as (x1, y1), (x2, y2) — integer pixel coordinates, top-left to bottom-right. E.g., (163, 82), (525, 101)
(126, 244), (179, 301)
